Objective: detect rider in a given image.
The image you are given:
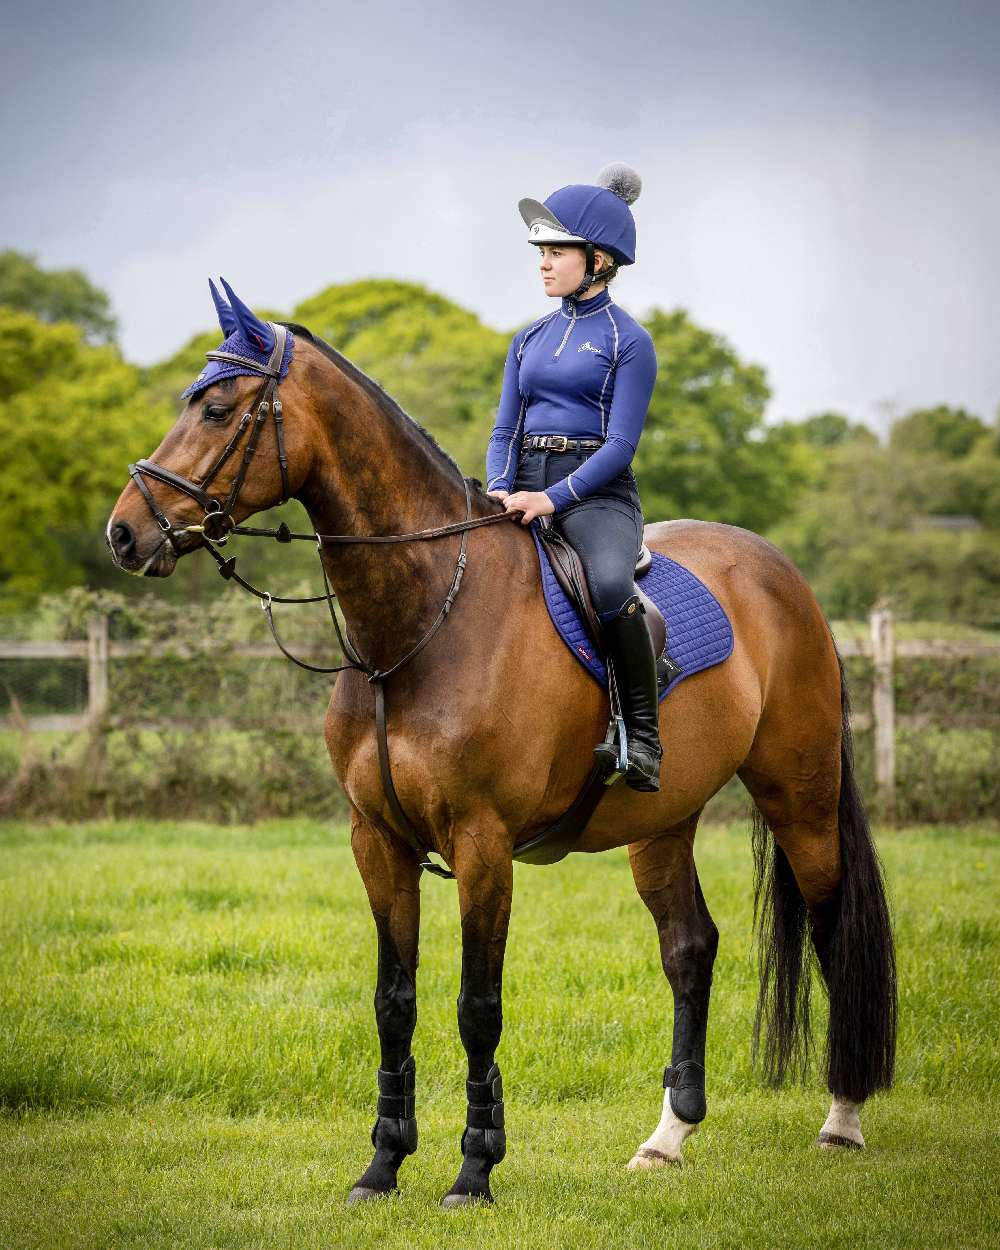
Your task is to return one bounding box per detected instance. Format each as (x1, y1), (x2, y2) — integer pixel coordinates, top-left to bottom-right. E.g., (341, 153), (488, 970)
(485, 163), (662, 792)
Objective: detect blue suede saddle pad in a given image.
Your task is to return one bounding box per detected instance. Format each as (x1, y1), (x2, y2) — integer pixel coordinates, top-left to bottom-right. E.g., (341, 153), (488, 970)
(531, 527), (735, 701)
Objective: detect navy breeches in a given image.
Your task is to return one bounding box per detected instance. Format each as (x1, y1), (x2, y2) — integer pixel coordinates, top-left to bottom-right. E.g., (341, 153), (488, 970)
(513, 447), (644, 623)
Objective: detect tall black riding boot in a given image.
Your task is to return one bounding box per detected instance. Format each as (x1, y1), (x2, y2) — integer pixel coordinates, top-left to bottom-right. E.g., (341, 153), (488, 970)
(592, 594), (664, 792)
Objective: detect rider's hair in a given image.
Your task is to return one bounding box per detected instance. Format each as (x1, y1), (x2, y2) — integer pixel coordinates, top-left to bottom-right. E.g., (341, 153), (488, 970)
(590, 247), (619, 287)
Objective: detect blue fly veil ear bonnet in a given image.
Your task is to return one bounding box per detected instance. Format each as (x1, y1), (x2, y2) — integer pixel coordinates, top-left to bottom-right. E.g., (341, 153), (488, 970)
(182, 277), (294, 398)
(518, 163), (642, 297)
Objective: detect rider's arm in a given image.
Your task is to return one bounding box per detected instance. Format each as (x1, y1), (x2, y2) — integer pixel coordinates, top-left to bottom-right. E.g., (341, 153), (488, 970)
(485, 333), (526, 493)
(544, 325), (657, 512)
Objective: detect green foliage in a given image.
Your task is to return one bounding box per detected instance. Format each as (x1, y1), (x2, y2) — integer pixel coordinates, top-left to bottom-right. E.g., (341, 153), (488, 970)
(0, 249), (117, 343)
(798, 410), (878, 449)
(769, 437), (1000, 624)
(0, 259), (996, 630)
(634, 308), (820, 531)
(294, 279), (509, 474)
(889, 404), (993, 459)
(0, 310), (172, 604)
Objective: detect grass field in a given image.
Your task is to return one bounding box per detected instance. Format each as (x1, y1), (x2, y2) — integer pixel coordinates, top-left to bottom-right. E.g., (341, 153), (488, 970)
(1, 818), (997, 1249)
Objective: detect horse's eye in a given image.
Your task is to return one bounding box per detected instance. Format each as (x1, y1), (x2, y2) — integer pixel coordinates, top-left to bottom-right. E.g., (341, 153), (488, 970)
(204, 404), (230, 422)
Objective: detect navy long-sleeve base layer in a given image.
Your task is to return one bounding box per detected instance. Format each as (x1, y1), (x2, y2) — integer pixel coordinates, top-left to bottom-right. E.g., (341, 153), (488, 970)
(485, 286), (658, 513)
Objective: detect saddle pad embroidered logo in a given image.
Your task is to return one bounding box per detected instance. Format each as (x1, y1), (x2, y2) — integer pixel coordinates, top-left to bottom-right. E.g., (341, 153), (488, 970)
(531, 526), (734, 702)
(577, 340), (601, 354)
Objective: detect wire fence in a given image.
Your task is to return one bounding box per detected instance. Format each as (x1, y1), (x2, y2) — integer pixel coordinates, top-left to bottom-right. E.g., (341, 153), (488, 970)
(1, 591), (997, 823)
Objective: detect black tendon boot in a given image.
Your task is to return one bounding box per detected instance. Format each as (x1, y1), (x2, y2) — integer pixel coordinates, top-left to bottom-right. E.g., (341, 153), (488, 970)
(442, 1062), (506, 1206)
(593, 595), (663, 791)
(348, 1056), (417, 1203)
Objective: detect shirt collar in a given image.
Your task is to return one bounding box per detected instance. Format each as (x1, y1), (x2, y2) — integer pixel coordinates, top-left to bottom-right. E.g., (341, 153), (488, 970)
(561, 285), (613, 317)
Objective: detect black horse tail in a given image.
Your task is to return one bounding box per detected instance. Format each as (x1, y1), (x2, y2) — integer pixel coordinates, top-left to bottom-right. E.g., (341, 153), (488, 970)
(752, 646), (897, 1102)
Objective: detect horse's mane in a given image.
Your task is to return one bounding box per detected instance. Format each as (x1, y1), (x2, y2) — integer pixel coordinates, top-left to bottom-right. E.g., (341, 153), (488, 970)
(281, 321), (495, 510)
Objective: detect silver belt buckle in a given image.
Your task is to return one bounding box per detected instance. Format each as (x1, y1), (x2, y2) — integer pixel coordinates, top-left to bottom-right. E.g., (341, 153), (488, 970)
(549, 435), (569, 452)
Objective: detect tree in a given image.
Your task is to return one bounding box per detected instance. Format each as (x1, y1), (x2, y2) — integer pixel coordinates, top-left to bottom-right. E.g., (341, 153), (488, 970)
(633, 308), (819, 532)
(294, 279), (509, 475)
(0, 250), (117, 343)
(0, 309), (170, 604)
(767, 434), (1000, 624)
(889, 405), (990, 459)
(797, 411), (878, 449)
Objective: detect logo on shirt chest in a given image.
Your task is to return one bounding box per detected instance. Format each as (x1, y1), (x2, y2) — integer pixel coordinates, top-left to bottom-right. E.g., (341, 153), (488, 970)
(577, 340), (601, 354)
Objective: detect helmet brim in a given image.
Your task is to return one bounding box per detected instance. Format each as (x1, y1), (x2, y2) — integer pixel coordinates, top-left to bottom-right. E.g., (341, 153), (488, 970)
(518, 197), (590, 246)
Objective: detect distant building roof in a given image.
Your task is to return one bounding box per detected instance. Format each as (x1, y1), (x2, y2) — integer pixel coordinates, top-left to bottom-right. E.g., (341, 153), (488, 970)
(910, 515), (982, 531)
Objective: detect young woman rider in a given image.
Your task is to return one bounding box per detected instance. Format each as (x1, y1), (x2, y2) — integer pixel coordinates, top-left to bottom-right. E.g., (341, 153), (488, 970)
(485, 164), (662, 791)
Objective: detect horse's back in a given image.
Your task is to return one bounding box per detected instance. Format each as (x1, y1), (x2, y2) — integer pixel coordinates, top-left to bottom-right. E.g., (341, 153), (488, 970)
(643, 518), (828, 632)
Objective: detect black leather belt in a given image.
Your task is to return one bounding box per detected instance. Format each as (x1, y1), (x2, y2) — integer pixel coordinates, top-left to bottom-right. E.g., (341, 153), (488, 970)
(522, 435), (604, 453)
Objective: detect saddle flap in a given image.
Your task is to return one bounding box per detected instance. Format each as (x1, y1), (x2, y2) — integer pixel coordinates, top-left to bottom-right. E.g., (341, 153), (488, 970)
(536, 518), (665, 659)
(535, 517), (605, 651)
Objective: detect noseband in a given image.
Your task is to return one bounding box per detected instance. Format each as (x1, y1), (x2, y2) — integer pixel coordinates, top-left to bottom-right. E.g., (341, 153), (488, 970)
(128, 323), (290, 551)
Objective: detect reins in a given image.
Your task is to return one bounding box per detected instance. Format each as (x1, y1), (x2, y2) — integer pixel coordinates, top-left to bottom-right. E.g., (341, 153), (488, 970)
(127, 323), (518, 878)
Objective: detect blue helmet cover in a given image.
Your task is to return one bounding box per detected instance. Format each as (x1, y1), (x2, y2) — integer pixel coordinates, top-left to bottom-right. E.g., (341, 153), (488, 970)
(182, 277), (294, 399)
(543, 184), (637, 266)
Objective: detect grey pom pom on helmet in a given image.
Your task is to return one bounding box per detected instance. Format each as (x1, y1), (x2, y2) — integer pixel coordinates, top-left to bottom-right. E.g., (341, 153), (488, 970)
(596, 163), (642, 206)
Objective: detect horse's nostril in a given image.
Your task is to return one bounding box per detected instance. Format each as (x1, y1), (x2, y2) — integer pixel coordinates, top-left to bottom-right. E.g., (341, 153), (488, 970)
(111, 521), (135, 556)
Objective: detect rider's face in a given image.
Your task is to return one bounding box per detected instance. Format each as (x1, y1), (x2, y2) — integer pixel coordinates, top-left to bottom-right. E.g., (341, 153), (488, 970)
(537, 245), (608, 297)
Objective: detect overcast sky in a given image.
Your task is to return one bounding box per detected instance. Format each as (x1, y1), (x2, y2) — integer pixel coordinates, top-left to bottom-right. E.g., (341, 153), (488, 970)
(2, 0), (998, 432)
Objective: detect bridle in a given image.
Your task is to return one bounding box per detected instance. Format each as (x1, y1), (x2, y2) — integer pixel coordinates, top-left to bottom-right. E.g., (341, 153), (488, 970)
(124, 320), (514, 878)
(128, 324), (290, 551)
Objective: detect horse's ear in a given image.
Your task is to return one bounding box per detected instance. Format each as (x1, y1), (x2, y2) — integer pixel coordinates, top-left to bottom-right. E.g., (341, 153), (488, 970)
(209, 278), (239, 337)
(219, 277), (275, 354)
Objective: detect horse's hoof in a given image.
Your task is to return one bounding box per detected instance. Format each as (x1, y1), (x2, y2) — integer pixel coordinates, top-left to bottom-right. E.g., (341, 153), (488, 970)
(626, 1146), (680, 1170)
(347, 1185), (396, 1205)
(441, 1190), (493, 1209)
(816, 1132), (864, 1151)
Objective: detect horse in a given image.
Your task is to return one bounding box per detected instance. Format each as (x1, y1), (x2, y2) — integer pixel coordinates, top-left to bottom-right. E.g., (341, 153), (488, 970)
(105, 286), (896, 1208)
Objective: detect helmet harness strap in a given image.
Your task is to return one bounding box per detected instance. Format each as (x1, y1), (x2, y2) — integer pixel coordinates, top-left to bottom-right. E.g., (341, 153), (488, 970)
(570, 241), (598, 299)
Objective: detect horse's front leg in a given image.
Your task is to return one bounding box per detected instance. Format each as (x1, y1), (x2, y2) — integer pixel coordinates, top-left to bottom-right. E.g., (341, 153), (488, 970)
(442, 831), (513, 1208)
(347, 809), (422, 1204)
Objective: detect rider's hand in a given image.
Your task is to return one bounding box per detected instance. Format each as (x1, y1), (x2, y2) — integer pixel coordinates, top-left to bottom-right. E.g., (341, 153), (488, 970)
(501, 490), (556, 525)
(486, 489), (510, 501)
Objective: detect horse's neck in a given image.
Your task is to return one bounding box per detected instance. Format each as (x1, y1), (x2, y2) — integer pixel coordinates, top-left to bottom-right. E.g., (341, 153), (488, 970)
(297, 352), (483, 672)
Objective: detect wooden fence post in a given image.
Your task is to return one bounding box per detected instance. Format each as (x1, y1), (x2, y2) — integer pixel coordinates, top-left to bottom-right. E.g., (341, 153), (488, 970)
(87, 614), (109, 727)
(870, 605), (896, 820)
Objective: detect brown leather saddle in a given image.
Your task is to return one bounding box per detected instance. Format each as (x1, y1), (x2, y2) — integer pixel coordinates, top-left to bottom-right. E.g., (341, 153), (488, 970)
(534, 516), (677, 690)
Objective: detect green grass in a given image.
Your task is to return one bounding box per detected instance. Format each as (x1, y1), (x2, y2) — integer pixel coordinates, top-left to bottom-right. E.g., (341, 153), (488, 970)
(1, 819), (997, 1248)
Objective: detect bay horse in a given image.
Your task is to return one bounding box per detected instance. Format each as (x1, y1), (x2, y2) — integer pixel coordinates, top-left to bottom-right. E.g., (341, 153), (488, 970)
(106, 294), (896, 1207)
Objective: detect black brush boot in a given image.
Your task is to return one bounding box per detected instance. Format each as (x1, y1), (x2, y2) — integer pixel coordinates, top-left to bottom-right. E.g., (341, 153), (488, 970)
(592, 595), (663, 792)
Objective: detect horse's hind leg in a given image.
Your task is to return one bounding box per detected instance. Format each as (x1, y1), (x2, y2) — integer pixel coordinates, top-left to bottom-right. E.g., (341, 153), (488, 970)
(347, 809), (422, 1204)
(740, 753), (866, 1150)
(740, 687), (896, 1152)
(626, 810), (718, 1169)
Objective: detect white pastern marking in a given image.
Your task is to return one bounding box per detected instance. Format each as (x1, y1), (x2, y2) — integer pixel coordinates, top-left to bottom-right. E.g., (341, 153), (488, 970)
(818, 1097), (865, 1148)
(626, 1089), (698, 1169)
